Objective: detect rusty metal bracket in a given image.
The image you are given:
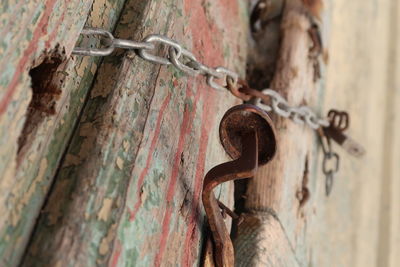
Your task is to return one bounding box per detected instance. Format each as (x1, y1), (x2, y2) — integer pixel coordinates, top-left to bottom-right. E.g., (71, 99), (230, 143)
(202, 104), (277, 267)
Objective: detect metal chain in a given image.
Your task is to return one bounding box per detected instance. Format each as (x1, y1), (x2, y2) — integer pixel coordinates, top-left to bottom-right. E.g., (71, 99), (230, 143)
(317, 128), (340, 195)
(73, 27), (328, 131)
(72, 27), (238, 92)
(73, 27), (351, 195)
(248, 88), (329, 130)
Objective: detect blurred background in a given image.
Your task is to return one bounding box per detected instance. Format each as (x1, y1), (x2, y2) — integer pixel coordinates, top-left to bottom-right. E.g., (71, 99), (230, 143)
(314, 0), (400, 266)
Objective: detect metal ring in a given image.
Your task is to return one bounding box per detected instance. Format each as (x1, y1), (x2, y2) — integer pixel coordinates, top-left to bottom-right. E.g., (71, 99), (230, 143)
(322, 152), (339, 175)
(308, 113), (321, 129)
(169, 47), (200, 76)
(263, 89), (283, 104)
(138, 34), (183, 65)
(207, 67), (238, 91)
(264, 90), (291, 118)
(298, 106), (320, 129)
(325, 172), (334, 195)
(272, 100), (291, 118)
(305, 113), (321, 129)
(113, 39), (155, 50)
(251, 96), (273, 112)
(217, 67), (239, 86)
(72, 27), (115, 56)
(226, 79), (252, 101)
(291, 107), (306, 125)
(186, 61), (222, 78)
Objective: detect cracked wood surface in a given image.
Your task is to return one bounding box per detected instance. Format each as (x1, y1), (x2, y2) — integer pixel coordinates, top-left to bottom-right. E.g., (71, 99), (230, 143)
(0, 0), (128, 266)
(19, 0), (247, 266)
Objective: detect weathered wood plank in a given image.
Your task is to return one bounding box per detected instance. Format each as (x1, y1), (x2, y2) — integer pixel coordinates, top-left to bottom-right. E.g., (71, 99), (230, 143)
(235, 0), (322, 264)
(239, 0), (400, 266)
(0, 1), (127, 266)
(22, 0), (248, 266)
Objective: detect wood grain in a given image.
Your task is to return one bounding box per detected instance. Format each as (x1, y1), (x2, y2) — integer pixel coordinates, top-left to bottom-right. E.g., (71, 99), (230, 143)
(21, 0), (247, 266)
(234, 0), (321, 264)
(238, 0), (400, 266)
(0, 1), (127, 266)
(234, 212), (301, 267)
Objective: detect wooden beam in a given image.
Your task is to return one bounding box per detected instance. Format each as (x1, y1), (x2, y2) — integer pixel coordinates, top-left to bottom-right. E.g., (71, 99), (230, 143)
(0, 1), (128, 266)
(234, 0), (323, 264)
(22, 0), (248, 266)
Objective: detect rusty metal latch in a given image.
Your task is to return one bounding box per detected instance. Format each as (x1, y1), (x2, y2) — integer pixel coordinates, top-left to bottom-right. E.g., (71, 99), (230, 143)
(202, 104), (277, 267)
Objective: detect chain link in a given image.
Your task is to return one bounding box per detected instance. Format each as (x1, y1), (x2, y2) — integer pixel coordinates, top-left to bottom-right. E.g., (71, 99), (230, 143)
(317, 128), (340, 195)
(244, 87), (329, 130)
(73, 28), (116, 56)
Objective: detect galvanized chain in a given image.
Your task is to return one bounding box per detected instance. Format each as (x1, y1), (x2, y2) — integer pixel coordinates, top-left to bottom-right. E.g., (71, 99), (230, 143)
(73, 28), (328, 130)
(249, 88), (329, 130)
(73, 27), (238, 92)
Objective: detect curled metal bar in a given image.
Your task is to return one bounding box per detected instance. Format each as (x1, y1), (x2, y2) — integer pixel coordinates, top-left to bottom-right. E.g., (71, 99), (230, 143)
(202, 104), (277, 267)
(202, 131), (259, 267)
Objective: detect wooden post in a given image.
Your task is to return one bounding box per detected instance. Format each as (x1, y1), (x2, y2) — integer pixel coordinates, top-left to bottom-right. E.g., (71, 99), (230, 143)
(0, 1), (127, 265)
(17, 0), (247, 266)
(234, 0), (323, 265)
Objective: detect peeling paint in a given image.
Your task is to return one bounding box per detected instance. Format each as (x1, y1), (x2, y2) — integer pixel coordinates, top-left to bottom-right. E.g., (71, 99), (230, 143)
(123, 140), (130, 152)
(116, 157), (124, 170)
(0, 0), (127, 265)
(15, 1), (245, 266)
(98, 198), (113, 222)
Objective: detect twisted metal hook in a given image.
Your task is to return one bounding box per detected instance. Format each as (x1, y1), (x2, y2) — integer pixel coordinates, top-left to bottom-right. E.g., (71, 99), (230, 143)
(202, 104), (277, 267)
